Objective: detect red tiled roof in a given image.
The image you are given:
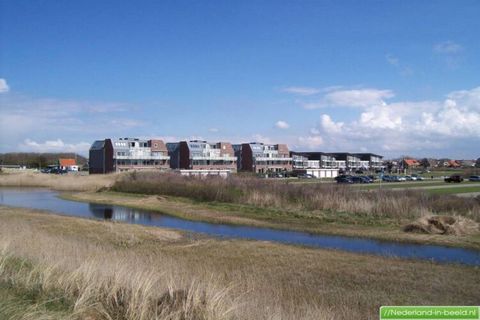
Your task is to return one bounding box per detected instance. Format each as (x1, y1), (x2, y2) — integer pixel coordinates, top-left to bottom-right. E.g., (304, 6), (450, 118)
(448, 160), (460, 167)
(59, 158), (76, 166)
(404, 159), (419, 166)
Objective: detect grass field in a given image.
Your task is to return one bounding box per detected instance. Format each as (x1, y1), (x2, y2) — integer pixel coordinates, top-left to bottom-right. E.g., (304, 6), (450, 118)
(1, 206), (479, 320)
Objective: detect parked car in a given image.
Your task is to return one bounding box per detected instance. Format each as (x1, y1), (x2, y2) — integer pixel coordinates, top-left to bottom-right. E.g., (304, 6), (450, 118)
(336, 176), (353, 184)
(355, 169), (364, 174)
(468, 175), (480, 182)
(444, 175), (463, 183)
(52, 168), (68, 174)
(298, 174), (315, 179)
(382, 175), (393, 182)
(335, 174), (352, 181)
(361, 176), (374, 183)
(411, 174), (424, 181)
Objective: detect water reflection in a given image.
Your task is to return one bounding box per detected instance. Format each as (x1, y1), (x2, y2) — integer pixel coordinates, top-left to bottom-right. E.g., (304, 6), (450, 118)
(1, 188), (480, 266)
(89, 203), (153, 223)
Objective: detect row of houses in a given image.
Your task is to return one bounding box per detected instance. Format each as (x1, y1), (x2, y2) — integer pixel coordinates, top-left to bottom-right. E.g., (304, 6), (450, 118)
(397, 158), (479, 170)
(89, 138), (384, 177)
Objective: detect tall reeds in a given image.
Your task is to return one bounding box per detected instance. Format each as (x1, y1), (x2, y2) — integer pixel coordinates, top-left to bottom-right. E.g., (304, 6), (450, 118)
(112, 172), (480, 221)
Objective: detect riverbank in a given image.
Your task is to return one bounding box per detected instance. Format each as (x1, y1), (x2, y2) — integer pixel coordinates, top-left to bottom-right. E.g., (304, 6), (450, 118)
(63, 190), (480, 250)
(1, 206), (479, 320)
(0, 171), (118, 191)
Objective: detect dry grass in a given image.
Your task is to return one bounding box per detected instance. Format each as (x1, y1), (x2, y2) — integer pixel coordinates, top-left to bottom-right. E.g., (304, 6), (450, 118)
(66, 191), (480, 250)
(403, 215), (480, 236)
(112, 172), (480, 222)
(1, 206), (479, 320)
(0, 172), (118, 191)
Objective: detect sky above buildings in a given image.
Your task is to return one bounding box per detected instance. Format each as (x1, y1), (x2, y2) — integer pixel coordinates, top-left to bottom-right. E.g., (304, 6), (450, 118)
(1, 0), (479, 159)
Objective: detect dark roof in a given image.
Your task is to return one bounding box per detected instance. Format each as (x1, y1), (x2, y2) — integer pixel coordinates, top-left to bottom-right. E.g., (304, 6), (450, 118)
(90, 140), (105, 150)
(353, 153), (384, 159)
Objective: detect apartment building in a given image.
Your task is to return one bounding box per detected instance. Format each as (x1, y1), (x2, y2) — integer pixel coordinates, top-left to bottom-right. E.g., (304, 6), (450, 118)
(291, 152), (338, 168)
(233, 142), (292, 173)
(89, 138), (170, 174)
(327, 153), (362, 171)
(353, 153), (384, 170)
(290, 152), (339, 178)
(166, 140), (237, 172)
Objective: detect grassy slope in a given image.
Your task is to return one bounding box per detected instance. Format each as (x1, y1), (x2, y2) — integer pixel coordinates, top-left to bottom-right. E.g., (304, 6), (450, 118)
(1, 206), (479, 320)
(63, 191), (480, 250)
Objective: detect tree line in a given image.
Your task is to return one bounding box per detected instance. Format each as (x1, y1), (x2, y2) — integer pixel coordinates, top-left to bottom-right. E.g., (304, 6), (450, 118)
(0, 153), (88, 168)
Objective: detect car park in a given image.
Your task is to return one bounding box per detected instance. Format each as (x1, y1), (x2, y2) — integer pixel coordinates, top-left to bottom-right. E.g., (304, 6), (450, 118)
(382, 175), (393, 182)
(361, 176), (374, 183)
(298, 174), (315, 179)
(468, 175), (480, 182)
(336, 176), (353, 184)
(444, 175), (463, 183)
(411, 174), (424, 181)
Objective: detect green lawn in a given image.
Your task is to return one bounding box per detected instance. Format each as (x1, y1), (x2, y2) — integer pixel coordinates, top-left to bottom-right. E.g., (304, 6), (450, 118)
(426, 186), (480, 195)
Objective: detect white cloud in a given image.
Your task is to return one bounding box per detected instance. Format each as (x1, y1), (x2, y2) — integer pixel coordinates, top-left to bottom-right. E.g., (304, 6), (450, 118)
(275, 120), (290, 129)
(303, 88), (394, 109)
(434, 41), (463, 54)
(282, 86), (320, 96)
(0, 78), (9, 93)
(297, 135), (324, 148)
(359, 105), (402, 129)
(19, 139), (91, 153)
(320, 114), (343, 133)
(0, 94), (144, 155)
(308, 86), (480, 156)
(251, 134), (274, 144)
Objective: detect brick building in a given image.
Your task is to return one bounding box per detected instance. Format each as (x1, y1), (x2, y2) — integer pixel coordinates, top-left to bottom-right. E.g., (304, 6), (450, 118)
(166, 140), (237, 172)
(89, 138), (170, 173)
(233, 142), (292, 173)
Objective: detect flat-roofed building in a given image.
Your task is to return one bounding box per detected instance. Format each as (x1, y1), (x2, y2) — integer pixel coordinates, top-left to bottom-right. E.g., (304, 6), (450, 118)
(233, 142), (292, 173)
(291, 152), (338, 168)
(89, 138), (170, 174)
(166, 140), (237, 172)
(353, 153), (384, 170)
(290, 152), (339, 178)
(327, 153), (362, 170)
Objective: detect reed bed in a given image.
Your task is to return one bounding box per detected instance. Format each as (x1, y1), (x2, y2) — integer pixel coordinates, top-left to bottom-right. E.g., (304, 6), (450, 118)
(112, 172), (480, 222)
(0, 172), (118, 191)
(1, 207), (479, 320)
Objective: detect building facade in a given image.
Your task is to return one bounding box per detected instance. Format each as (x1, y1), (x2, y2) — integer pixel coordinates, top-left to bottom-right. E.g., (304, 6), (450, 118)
(290, 152), (339, 178)
(166, 140), (237, 172)
(353, 153), (384, 170)
(327, 153), (362, 171)
(291, 152), (339, 168)
(89, 138), (170, 174)
(233, 142), (292, 173)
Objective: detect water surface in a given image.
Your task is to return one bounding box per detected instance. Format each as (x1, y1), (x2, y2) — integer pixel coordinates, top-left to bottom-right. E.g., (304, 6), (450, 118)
(1, 188), (479, 266)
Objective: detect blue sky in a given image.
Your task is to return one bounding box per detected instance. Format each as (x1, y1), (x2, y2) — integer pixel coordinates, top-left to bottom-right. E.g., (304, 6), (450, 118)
(1, 0), (479, 158)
